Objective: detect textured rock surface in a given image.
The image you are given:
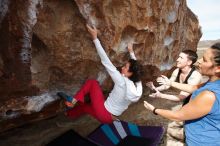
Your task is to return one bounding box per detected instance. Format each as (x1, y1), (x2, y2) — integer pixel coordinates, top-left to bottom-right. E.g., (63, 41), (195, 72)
(0, 0), (42, 100)
(32, 0), (202, 92)
(0, 0), (201, 135)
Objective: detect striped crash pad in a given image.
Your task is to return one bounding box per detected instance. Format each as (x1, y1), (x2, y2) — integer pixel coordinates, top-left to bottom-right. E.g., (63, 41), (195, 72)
(87, 120), (164, 146)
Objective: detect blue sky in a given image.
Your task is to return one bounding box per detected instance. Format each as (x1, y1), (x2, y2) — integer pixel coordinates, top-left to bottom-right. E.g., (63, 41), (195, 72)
(187, 0), (220, 40)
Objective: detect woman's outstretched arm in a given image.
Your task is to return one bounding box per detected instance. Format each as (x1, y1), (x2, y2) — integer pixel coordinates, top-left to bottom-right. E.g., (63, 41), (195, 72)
(144, 90), (216, 121)
(86, 24), (124, 84)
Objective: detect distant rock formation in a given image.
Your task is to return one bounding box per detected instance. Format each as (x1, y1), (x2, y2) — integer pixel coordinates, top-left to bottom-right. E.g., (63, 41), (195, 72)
(0, 0), (201, 132)
(198, 39), (220, 48)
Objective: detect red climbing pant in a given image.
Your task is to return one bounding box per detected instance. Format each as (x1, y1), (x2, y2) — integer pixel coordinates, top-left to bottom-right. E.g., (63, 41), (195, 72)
(66, 79), (113, 123)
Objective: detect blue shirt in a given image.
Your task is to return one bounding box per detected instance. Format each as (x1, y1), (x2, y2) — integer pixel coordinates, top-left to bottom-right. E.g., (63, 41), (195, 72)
(185, 80), (220, 146)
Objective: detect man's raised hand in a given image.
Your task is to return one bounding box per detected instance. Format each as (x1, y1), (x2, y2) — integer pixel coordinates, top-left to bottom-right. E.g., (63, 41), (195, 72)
(157, 75), (171, 86)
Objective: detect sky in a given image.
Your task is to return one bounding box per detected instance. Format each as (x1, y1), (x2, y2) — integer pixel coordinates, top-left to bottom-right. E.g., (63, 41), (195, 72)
(187, 0), (220, 40)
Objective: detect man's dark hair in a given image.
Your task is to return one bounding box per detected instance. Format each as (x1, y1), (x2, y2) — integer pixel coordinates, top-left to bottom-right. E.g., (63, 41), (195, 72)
(182, 50), (198, 66)
(128, 59), (143, 82)
(211, 42), (220, 66)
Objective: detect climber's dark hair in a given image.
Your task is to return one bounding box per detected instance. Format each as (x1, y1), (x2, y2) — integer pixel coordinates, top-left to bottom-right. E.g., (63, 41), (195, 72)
(182, 50), (198, 66)
(128, 59), (143, 82)
(210, 42), (220, 66)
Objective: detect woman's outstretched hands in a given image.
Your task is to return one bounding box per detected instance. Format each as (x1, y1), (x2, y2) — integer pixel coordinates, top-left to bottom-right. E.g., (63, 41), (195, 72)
(86, 24), (98, 40)
(157, 75), (172, 87)
(144, 101), (155, 111)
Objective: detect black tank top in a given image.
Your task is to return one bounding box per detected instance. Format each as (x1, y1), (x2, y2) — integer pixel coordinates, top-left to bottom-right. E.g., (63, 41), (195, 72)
(175, 66), (196, 106)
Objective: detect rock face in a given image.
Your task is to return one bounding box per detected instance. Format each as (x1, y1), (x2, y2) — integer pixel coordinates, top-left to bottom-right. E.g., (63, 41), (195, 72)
(0, 0), (42, 99)
(0, 0), (201, 132)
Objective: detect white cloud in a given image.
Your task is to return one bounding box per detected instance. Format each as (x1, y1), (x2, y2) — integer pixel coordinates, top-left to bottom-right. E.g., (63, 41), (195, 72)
(187, 0), (220, 40)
